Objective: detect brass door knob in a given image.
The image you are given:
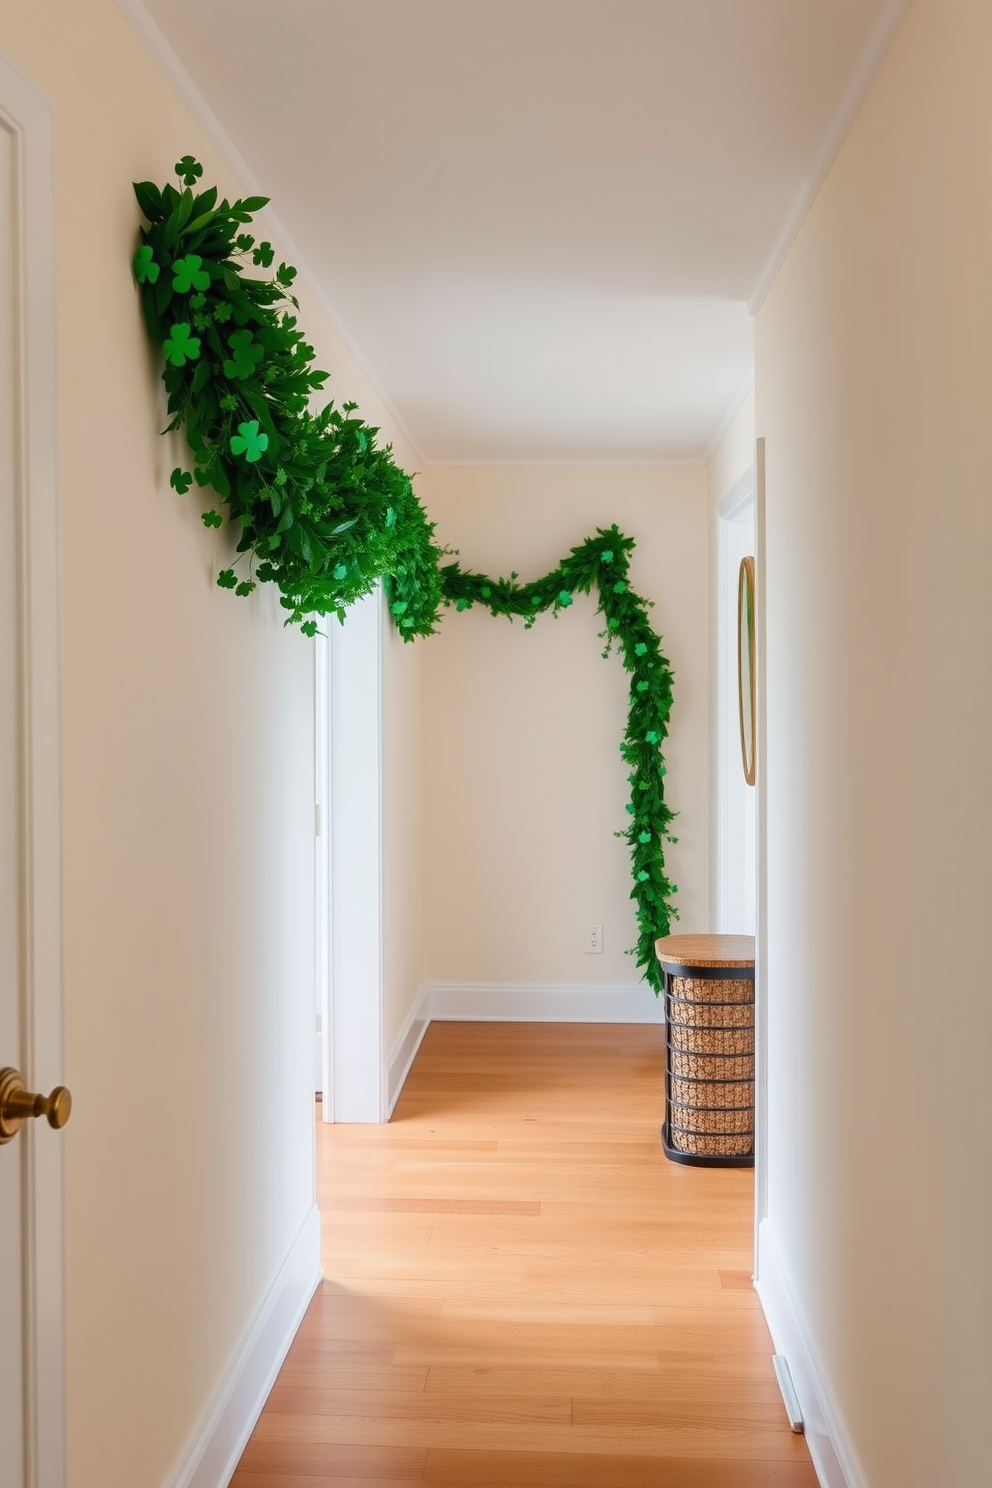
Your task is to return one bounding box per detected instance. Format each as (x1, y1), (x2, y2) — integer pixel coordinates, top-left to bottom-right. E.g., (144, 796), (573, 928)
(0, 1067), (72, 1145)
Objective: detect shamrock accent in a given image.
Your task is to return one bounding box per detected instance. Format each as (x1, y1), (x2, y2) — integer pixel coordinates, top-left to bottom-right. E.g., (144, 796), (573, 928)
(636, 681), (650, 693)
(216, 569), (237, 589)
(456, 598), (470, 611)
(391, 600), (408, 615)
(385, 506), (397, 527)
(613, 581), (627, 594)
(229, 420), (268, 463)
(172, 255), (211, 294)
(175, 155), (203, 186)
(333, 564), (348, 581)
(170, 467), (192, 494)
(645, 730), (660, 745)
(223, 329), (264, 380)
(625, 803), (636, 815)
(600, 549), (614, 562)
(235, 581), (256, 598)
(637, 870), (650, 882)
(252, 241), (275, 268)
(607, 617), (619, 628)
(481, 586), (492, 599)
(639, 831), (652, 844)
(133, 245), (160, 284)
(201, 511), (223, 528)
(558, 590), (573, 607)
(213, 302), (233, 323)
(634, 642), (648, 656)
(220, 394), (237, 412)
(163, 323), (201, 366)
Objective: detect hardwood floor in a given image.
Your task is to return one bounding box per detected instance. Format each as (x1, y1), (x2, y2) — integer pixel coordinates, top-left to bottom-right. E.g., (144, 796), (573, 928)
(232, 1022), (817, 1487)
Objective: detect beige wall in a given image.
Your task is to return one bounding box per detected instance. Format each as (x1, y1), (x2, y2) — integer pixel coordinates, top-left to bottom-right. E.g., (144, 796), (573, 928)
(756, 1), (992, 1483)
(0, 3), (423, 1484)
(706, 388), (755, 512)
(421, 463), (710, 988)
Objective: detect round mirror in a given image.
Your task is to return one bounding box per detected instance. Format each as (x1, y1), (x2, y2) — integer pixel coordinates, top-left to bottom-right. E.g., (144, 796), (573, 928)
(738, 556), (756, 786)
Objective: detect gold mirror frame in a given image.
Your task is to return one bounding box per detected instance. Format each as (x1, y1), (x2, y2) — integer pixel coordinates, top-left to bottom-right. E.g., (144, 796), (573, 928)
(737, 556), (756, 786)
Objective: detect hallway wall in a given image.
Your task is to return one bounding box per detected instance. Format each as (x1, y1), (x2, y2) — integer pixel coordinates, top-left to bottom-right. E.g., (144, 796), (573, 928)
(755, 1), (992, 1483)
(421, 463), (710, 995)
(0, 3), (424, 1484)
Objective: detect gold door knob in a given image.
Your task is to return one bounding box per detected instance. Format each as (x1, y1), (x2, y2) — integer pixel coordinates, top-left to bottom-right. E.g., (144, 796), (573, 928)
(0, 1067), (72, 1145)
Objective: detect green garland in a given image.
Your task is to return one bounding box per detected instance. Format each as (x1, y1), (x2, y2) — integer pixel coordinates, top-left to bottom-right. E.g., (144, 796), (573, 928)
(132, 157), (677, 990)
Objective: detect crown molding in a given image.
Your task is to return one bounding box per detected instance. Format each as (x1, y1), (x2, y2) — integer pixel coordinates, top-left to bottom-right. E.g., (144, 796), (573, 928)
(748, 0), (914, 314)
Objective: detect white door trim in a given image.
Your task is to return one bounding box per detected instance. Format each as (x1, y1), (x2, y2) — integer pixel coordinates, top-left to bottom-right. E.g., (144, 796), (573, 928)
(325, 587), (386, 1122)
(0, 45), (66, 1488)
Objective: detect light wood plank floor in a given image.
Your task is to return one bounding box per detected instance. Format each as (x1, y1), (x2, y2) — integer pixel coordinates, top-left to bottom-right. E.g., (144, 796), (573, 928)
(232, 1022), (817, 1487)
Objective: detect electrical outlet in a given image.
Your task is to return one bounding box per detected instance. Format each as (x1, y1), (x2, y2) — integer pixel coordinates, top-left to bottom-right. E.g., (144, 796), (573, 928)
(586, 924), (603, 954)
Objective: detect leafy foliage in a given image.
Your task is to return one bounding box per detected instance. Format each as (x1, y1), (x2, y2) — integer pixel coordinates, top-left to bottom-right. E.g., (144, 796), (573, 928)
(132, 159), (445, 638)
(132, 161), (677, 988)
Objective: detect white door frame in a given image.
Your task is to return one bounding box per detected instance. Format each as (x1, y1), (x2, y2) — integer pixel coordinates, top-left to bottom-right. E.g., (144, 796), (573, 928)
(1, 46), (66, 1488)
(714, 467), (756, 934)
(319, 587), (387, 1123)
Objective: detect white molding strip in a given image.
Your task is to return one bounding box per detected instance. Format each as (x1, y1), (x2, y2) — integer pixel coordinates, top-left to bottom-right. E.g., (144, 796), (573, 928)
(113, 0), (426, 466)
(703, 370), (755, 466)
(747, 0), (913, 314)
(755, 1218), (864, 1488)
(165, 1206), (322, 1488)
(384, 983), (665, 1117)
(426, 982), (665, 1025)
(387, 984), (431, 1118)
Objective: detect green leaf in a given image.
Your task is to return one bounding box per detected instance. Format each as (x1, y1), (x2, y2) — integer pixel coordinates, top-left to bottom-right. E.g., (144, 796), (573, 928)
(201, 510), (223, 528)
(170, 467), (192, 494)
(163, 322), (201, 366)
(175, 155), (203, 187)
(229, 419), (268, 463)
(216, 568), (238, 589)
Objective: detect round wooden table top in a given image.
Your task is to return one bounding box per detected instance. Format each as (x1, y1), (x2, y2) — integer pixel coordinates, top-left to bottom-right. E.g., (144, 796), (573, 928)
(654, 933), (755, 969)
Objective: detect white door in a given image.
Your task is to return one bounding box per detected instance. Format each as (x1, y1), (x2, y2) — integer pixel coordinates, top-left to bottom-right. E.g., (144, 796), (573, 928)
(0, 55), (66, 1488)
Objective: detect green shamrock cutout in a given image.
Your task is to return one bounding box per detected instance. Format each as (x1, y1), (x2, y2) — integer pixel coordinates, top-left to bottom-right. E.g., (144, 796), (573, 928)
(600, 549), (614, 563)
(223, 329), (264, 380)
(625, 804), (636, 815)
(558, 590), (573, 607)
(172, 255), (211, 294)
(637, 870), (650, 882)
(133, 245), (159, 284)
(170, 467), (192, 494)
(639, 831), (651, 844)
(213, 302), (233, 323)
(613, 580), (627, 594)
(201, 511), (223, 529)
(235, 581), (255, 598)
(607, 617), (620, 629)
(481, 586), (492, 599)
(636, 680), (650, 693)
(175, 155), (203, 186)
(456, 598), (470, 611)
(216, 569), (237, 589)
(163, 323), (201, 366)
(229, 420), (268, 463)
(645, 730), (660, 745)
(252, 241), (275, 268)
(333, 564), (348, 581)
(634, 642), (648, 656)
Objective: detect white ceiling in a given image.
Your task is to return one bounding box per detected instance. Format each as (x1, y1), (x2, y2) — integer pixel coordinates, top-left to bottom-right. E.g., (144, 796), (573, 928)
(135, 0), (901, 462)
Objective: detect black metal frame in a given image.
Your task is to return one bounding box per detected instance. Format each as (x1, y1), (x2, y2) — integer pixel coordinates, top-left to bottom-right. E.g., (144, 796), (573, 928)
(659, 959), (755, 1168)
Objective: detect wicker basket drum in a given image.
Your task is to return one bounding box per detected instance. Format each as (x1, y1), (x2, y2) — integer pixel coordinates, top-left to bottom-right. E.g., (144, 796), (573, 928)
(655, 934), (756, 1168)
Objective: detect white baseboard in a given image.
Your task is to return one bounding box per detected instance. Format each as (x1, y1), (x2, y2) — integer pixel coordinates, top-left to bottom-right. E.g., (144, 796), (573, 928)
(755, 1218), (864, 1488)
(387, 984), (431, 1117)
(426, 980), (665, 1024)
(386, 982), (664, 1118)
(166, 1205), (322, 1488)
